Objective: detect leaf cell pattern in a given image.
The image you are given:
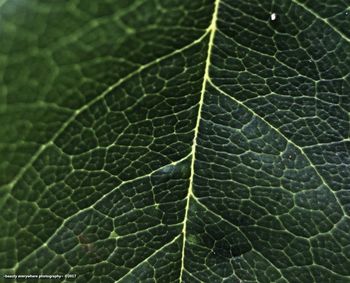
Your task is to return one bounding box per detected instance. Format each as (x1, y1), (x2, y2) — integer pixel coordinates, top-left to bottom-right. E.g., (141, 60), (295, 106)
(0, 0), (349, 282)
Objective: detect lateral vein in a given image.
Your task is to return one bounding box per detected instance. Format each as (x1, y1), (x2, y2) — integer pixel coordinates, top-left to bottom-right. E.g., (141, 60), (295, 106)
(4, 31), (209, 194)
(291, 0), (350, 44)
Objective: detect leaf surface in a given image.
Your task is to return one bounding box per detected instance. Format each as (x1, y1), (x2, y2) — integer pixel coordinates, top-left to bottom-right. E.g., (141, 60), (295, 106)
(0, 0), (350, 282)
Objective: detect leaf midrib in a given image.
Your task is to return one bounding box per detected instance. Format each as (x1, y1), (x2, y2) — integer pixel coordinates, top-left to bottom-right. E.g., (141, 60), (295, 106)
(179, 0), (221, 281)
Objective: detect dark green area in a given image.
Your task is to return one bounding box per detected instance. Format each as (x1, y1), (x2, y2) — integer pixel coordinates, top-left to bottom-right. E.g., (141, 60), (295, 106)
(0, 0), (349, 282)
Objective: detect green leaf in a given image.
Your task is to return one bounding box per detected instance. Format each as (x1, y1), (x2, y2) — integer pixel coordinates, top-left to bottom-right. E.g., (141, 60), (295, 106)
(1, 0), (350, 282)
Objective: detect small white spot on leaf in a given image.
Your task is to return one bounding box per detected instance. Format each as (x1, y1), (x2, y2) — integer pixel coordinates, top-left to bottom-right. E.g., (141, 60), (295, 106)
(271, 13), (277, 21)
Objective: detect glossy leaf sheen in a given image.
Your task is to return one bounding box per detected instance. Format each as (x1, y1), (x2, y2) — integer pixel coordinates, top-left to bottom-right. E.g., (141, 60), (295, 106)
(0, 0), (350, 282)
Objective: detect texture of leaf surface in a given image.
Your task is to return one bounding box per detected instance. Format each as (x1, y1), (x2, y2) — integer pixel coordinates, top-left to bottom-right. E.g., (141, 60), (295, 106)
(0, 0), (350, 282)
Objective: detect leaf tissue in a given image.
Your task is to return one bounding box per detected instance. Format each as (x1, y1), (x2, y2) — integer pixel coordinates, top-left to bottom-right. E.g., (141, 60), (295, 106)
(0, 0), (349, 282)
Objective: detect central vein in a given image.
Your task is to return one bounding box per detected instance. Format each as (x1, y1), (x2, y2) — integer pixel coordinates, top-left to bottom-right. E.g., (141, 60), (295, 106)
(179, 0), (221, 280)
